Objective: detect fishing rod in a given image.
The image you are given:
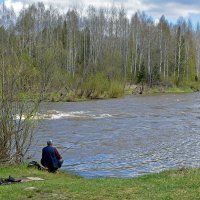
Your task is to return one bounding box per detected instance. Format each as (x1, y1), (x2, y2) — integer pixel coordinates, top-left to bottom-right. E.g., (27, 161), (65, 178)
(60, 145), (74, 154)
(60, 135), (83, 155)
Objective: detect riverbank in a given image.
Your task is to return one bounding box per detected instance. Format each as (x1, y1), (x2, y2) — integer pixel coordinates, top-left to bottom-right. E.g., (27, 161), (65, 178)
(16, 82), (200, 102)
(125, 82), (200, 96)
(1, 164), (200, 200)
(47, 82), (200, 102)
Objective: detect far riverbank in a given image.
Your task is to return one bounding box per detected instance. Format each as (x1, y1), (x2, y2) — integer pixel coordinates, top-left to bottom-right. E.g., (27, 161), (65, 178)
(45, 83), (200, 102)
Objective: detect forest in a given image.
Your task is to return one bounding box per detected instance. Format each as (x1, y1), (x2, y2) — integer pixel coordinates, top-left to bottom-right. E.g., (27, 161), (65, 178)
(1, 2), (200, 101)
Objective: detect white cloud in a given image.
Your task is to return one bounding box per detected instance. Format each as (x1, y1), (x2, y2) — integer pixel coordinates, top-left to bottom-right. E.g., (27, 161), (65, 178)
(3, 0), (152, 18)
(3, 0), (200, 22)
(146, 2), (200, 20)
(166, 3), (200, 18)
(5, 0), (26, 14)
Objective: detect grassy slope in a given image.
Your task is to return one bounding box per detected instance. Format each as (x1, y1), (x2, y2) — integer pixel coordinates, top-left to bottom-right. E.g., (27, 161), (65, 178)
(1, 165), (200, 200)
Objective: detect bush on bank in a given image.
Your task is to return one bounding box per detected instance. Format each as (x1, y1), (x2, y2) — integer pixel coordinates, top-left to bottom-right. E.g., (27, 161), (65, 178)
(43, 73), (125, 102)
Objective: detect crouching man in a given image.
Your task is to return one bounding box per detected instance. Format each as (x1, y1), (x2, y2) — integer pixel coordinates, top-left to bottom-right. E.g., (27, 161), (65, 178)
(41, 140), (63, 173)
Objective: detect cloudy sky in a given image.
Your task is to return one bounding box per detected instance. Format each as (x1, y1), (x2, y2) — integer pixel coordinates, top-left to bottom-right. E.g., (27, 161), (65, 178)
(1, 0), (200, 24)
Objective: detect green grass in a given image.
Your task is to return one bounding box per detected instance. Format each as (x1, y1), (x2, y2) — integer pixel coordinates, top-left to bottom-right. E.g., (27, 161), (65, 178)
(147, 86), (194, 94)
(1, 165), (200, 200)
(125, 85), (197, 96)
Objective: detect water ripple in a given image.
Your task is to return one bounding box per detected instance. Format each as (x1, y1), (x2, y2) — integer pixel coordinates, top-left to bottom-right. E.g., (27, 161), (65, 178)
(29, 93), (200, 178)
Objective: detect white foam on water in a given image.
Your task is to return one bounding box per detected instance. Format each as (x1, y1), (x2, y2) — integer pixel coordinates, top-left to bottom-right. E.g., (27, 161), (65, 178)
(39, 110), (112, 120)
(15, 115), (26, 120)
(96, 114), (112, 119)
(15, 110), (113, 120)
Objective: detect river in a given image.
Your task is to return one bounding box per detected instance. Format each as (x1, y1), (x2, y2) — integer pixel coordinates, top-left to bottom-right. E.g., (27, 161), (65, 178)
(29, 93), (200, 178)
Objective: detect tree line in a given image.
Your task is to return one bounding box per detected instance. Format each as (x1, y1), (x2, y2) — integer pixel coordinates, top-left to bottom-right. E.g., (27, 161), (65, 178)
(0, 2), (200, 100)
(1, 2), (200, 164)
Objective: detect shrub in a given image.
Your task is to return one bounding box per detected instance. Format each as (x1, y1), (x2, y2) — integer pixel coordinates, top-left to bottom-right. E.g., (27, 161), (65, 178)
(109, 81), (124, 98)
(82, 73), (110, 99)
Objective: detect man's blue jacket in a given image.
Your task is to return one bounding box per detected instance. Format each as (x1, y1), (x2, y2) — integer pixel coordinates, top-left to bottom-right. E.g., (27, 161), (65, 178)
(41, 146), (62, 170)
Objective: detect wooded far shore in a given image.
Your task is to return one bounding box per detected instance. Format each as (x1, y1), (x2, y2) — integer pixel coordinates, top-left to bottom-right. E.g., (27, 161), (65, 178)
(1, 2), (200, 102)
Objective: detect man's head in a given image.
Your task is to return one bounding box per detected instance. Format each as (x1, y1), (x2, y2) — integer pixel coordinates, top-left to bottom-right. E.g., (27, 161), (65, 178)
(47, 139), (53, 146)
